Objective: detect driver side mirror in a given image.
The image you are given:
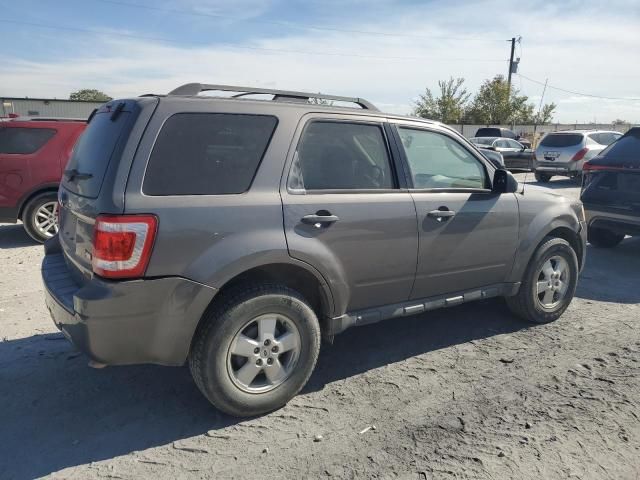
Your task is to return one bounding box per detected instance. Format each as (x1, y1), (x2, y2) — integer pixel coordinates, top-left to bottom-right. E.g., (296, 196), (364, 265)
(492, 169), (519, 194)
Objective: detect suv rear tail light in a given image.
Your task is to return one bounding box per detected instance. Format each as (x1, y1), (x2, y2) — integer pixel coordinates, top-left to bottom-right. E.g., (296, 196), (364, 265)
(571, 147), (589, 162)
(92, 214), (157, 279)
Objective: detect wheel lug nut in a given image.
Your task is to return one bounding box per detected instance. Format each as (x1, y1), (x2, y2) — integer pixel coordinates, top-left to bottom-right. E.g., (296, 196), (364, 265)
(264, 339), (271, 346)
(254, 347), (260, 354)
(256, 359), (263, 366)
(267, 358), (273, 365)
(271, 346), (279, 353)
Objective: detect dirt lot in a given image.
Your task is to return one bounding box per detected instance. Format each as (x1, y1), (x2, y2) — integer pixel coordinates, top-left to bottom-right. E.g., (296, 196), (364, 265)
(1, 177), (638, 480)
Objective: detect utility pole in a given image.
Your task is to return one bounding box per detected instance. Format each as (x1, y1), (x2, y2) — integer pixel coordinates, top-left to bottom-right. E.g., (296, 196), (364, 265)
(507, 37), (516, 92)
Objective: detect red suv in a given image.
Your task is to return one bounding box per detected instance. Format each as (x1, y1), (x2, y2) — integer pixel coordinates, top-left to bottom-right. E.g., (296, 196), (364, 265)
(0, 118), (86, 242)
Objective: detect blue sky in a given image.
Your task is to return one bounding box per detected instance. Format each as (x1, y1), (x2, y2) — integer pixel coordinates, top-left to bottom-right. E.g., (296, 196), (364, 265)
(2, 0), (639, 122)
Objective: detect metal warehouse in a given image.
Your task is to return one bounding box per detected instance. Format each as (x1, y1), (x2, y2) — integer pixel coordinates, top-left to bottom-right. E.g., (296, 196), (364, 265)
(1, 97), (104, 119)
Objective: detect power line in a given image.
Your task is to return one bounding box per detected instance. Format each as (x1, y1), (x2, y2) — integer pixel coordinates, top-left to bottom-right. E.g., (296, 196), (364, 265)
(96, 0), (507, 43)
(518, 73), (640, 101)
(0, 19), (508, 63)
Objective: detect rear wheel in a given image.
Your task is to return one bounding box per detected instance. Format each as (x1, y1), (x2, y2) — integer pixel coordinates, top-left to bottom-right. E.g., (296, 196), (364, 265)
(506, 237), (578, 324)
(22, 192), (59, 243)
(588, 227), (624, 248)
(534, 172), (552, 183)
(189, 284), (321, 417)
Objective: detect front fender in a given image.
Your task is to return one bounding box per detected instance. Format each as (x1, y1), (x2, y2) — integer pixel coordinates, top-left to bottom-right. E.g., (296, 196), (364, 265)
(508, 192), (581, 282)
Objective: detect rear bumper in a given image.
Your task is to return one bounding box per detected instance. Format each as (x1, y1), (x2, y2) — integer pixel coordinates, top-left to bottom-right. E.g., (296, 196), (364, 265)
(0, 206), (19, 223)
(534, 162), (581, 175)
(41, 236), (217, 366)
(585, 207), (640, 236)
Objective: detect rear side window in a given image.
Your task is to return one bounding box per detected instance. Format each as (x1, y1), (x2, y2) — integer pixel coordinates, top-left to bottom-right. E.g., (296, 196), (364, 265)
(289, 121), (395, 191)
(144, 113), (277, 195)
(540, 133), (583, 148)
(598, 130), (640, 164)
(0, 127), (56, 154)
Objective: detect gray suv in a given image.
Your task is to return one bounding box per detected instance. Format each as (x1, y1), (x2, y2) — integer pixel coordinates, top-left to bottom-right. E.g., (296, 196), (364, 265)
(42, 83), (587, 417)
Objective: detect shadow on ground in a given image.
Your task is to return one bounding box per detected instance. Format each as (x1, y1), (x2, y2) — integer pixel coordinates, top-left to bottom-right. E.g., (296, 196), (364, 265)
(575, 236), (640, 303)
(0, 223), (37, 249)
(0, 300), (527, 480)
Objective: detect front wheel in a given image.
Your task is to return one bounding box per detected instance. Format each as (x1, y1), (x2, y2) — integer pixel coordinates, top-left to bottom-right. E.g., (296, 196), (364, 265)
(506, 237), (578, 324)
(588, 227), (624, 248)
(22, 192), (59, 243)
(189, 284), (321, 417)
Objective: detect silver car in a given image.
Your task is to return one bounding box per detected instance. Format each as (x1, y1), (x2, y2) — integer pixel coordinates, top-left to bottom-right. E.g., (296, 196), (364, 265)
(533, 130), (622, 182)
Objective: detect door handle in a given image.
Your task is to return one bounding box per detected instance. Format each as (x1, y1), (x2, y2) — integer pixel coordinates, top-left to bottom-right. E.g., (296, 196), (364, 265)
(427, 209), (456, 221)
(301, 213), (340, 225)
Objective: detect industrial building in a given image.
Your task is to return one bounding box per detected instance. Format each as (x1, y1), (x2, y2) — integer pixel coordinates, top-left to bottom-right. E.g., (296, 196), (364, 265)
(1, 97), (104, 119)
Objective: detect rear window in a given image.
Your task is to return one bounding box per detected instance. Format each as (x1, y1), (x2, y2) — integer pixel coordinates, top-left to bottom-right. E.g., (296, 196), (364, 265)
(475, 128), (501, 137)
(540, 133), (583, 148)
(0, 127), (56, 154)
(143, 113), (278, 195)
(63, 110), (132, 198)
(598, 130), (640, 164)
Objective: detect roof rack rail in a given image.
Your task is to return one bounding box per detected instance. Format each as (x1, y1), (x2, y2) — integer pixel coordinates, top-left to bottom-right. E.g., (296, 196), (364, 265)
(167, 83), (379, 111)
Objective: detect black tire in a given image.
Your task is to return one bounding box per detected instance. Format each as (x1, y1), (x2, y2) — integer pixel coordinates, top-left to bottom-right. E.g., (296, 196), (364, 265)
(588, 227), (624, 248)
(534, 172), (551, 183)
(22, 192), (58, 243)
(189, 284), (321, 417)
(506, 237), (578, 324)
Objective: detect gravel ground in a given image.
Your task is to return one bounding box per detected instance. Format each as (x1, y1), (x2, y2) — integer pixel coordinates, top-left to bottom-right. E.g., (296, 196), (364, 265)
(1, 176), (638, 480)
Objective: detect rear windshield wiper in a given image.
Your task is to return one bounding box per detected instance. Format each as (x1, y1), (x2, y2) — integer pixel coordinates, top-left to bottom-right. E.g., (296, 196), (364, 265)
(64, 169), (93, 182)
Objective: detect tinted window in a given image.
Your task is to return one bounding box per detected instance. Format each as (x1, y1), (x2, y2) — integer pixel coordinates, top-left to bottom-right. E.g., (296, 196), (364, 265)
(290, 122), (394, 190)
(0, 127), (56, 154)
(540, 133), (584, 148)
(506, 139), (523, 149)
(144, 113), (277, 195)
(475, 128), (501, 137)
(398, 128), (487, 189)
(597, 130), (640, 164)
(63, 111), (132, 198)
(495, 139), (510, 148)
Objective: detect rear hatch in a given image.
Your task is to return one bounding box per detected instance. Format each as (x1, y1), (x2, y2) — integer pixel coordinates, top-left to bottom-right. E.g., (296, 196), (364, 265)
(581, 129), (640, 216)
(535, 133), (585, 165)
(57, 99), (148, 279)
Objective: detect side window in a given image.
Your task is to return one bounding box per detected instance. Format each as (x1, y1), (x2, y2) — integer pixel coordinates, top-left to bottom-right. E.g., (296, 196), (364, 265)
(143, 113), (277, 195)
(397, 127), (488, 190)
(290, 121), (395, 191)
(507, 139), (522, 149)
(588, 133), (603, 145)
(0, 127), (56, 154)
(495, 139), (510, 148)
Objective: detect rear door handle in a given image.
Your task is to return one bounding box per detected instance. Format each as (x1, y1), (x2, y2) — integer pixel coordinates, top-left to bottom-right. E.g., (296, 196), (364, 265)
(427, 209), (456, 221)
(301, 213), (340, 225)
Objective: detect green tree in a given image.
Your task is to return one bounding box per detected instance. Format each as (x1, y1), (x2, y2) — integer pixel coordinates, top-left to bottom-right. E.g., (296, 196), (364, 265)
(413, 77), (471, 123)
(69, 89), (112, 102)
(534, 103), (557, 124)
(466, 75), (555, 124)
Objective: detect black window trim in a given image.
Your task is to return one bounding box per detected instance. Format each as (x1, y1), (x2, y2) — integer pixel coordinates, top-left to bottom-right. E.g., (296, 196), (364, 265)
(286, 118), (404, 195)
(390, 123), (494, 193)
(141, 111), (279, 197)
(0, 126), (58, 155)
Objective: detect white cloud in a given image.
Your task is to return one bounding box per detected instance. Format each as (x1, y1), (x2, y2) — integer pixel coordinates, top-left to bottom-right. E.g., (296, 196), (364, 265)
(2, 0), (639, 122)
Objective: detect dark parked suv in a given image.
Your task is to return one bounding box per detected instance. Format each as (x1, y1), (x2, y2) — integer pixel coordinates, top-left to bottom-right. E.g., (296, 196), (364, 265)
(42, 84), (587, 417)
(581, 127), (640, 247)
